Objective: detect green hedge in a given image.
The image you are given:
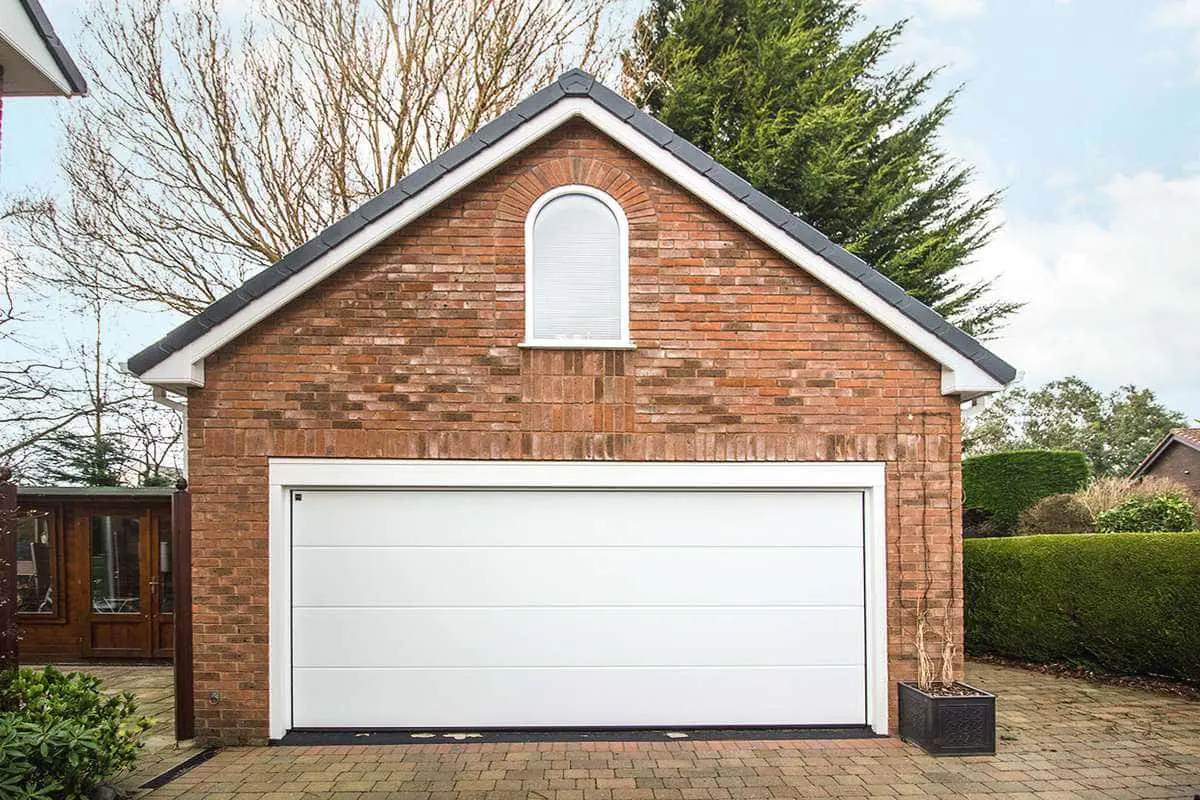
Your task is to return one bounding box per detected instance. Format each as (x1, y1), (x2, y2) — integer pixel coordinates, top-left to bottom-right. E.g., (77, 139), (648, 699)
(964, 533), (1200, 682)
(963, 450), (1090, 534)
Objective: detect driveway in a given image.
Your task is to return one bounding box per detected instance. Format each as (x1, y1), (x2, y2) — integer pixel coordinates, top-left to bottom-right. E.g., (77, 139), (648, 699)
(138, 661), (1198, 799)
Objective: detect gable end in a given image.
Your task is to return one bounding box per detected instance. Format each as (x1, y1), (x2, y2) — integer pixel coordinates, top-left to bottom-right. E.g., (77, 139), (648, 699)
(128, 70), (1015, 398)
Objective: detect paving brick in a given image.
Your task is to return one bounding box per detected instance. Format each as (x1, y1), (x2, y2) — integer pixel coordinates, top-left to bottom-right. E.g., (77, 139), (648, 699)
(126, 663), (1200, 799)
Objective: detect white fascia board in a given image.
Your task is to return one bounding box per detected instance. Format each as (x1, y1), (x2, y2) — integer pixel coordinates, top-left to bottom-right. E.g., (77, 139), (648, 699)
(0, 0), (72, 96)
(139, 97), (1001, 397)
(268, 457), (887, 490)
(571, 103), (1003, 397)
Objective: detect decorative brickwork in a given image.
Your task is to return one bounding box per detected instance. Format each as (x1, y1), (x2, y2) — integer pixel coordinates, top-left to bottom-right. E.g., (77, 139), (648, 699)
(186, 120), (963, 744)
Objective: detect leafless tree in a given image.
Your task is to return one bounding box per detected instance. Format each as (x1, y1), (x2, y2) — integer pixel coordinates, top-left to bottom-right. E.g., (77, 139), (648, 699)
(0, 247), (180, 480)
(8, 0), (625, 315)
(0, 220), (99, 469)
(109, 387), (183, 485)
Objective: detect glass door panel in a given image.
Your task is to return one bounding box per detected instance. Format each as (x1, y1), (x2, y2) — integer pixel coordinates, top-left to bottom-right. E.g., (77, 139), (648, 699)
(151, 513), (175, 658)
(90, 516), (141, 614)
(16, 511), (55, 615)
(158, 517), (173, 613)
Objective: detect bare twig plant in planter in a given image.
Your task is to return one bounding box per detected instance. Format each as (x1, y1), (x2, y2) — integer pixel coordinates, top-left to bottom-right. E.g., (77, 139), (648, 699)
(896, 415), (996, 756)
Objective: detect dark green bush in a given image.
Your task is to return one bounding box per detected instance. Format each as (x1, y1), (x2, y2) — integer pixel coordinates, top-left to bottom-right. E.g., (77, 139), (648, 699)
(1018, 493), (1094, 534)
(0, 666), (153, 799)
(1096, 494), (1197, 533)
(963, 450), (1090, 535)
(964, 533), (1200, 682)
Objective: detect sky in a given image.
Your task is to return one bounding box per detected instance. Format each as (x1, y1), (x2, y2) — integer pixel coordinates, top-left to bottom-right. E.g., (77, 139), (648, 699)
(2, 0), (1199, 419)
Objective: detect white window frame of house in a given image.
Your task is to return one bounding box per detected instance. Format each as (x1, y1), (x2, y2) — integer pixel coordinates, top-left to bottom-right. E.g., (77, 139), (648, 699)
(266, 458), (890, 740)
(521, 185), (633, 350)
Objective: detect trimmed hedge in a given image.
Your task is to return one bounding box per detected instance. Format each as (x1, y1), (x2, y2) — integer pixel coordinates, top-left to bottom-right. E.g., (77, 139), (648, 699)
(964, 533), (1200, 682)
(963, 450), (1090, 535)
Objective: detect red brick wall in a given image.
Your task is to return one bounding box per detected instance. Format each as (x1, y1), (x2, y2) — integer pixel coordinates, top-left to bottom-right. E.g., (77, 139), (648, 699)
(186, 120), (964, 744)
(1143, 442), (1200, 494)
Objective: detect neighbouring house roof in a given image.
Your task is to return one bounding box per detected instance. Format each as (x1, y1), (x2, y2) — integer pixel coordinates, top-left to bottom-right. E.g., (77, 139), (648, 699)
(0, 0), (87, 96)
(17, 486), (175, 499)
(127, 69), (1016, 398)
(1131, 428), (1200, 477)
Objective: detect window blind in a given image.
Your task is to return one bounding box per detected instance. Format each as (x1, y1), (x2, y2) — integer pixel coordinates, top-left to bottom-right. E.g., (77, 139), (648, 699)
(530, 193), (622, 341)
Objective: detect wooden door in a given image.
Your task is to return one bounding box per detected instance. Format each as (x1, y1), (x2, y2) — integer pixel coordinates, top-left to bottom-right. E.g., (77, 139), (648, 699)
(81, 508), (152, 657)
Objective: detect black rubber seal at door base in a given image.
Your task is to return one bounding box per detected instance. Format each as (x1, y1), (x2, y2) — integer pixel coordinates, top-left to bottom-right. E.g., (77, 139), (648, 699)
(275, 726), (879, 746)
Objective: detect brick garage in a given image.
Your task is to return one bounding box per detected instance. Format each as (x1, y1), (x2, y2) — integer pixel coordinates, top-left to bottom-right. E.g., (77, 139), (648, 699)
(130, 71), (1014, 745)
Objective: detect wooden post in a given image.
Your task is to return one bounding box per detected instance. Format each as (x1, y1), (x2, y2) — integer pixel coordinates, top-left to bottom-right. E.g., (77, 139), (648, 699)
(172, 477), (194, 740)
(0, 466), (18, 671)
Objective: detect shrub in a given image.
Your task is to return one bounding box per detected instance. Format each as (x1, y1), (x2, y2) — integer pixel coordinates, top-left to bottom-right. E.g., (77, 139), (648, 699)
(1018, 493), (1094, 534)
(962, 507), (1003, 538)
(1096, 494), (1198, 533)
(964, 533), (1200, 682)
(0, 666), (153, 799)
(962, 450), (1091, 535)
(1076, 475), (1194, 520)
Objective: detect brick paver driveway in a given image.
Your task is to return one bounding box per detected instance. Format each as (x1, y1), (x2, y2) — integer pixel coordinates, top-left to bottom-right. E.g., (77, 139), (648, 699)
(143, 662), (1199, 799)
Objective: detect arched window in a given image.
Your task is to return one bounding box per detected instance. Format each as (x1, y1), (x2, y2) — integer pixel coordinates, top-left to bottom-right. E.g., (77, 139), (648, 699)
(524, 185), (630, 347)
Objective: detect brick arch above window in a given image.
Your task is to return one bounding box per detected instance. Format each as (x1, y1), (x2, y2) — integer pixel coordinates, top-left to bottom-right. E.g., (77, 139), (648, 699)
(496, 156), (656, 228)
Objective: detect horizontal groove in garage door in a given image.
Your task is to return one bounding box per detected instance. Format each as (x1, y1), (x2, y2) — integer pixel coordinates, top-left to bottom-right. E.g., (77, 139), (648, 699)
(293, 664), (868, 670)
(292, 544), (864, 549)
(290, 603), (864, 608)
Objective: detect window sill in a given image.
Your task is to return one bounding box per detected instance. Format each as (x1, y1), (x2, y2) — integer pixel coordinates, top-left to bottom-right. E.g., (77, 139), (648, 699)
(519, 340), (637, 351)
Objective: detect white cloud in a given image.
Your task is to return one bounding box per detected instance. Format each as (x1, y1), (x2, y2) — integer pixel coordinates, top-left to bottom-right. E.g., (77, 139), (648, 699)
(1154, 0), (1200, 25)
(860, 0), (986, 22)
(1152, 0), (1200, 78)
(984, 171), (1200, 417)
(858, 0), (984, 75)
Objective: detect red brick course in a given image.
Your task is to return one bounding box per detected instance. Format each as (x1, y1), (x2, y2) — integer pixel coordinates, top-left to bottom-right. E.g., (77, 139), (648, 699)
(186, 120), (963, 744)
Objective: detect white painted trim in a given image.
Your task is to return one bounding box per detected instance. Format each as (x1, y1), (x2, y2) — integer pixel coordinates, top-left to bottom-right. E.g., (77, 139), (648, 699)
(523, 184), (632, 348)
(864, 475), (889, 735)
(268, 472), (291, 741)
(139, 96), (1002, 397)
(0, 0), (73, 97)
(267, 458), (890, 739)
(519, 340), (637, 350)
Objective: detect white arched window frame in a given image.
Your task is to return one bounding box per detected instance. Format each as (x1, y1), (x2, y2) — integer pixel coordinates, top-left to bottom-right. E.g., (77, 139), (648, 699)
(522, 185), (632, 349)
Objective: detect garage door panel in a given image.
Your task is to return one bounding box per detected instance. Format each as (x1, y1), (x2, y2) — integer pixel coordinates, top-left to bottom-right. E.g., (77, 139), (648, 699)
(292, 489), (863, 549)
(292, 665), (867, 728)
(292, 546), (864, 608)
(293, 607), (866, 668)
(289, 486), (870, 730)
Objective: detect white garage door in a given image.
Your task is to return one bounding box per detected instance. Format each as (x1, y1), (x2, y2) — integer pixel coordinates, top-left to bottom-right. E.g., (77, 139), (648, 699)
(290, 488), (867, 729)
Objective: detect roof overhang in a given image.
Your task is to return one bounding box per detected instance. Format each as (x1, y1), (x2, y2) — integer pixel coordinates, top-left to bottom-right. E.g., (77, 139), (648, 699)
(131, 78), (1013, 400)
(0, 0), (87, 97)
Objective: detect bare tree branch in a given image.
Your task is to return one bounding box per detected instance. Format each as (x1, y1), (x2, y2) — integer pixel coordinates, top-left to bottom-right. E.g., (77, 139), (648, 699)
(8, 0), (627, 315)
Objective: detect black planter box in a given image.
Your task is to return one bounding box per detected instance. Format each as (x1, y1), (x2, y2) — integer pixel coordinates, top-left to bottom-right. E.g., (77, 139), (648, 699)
(897, 681), (996, 756)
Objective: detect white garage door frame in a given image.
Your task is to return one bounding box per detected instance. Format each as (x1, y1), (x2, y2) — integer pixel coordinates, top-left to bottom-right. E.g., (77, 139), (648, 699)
(266, 459), (889, 739)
